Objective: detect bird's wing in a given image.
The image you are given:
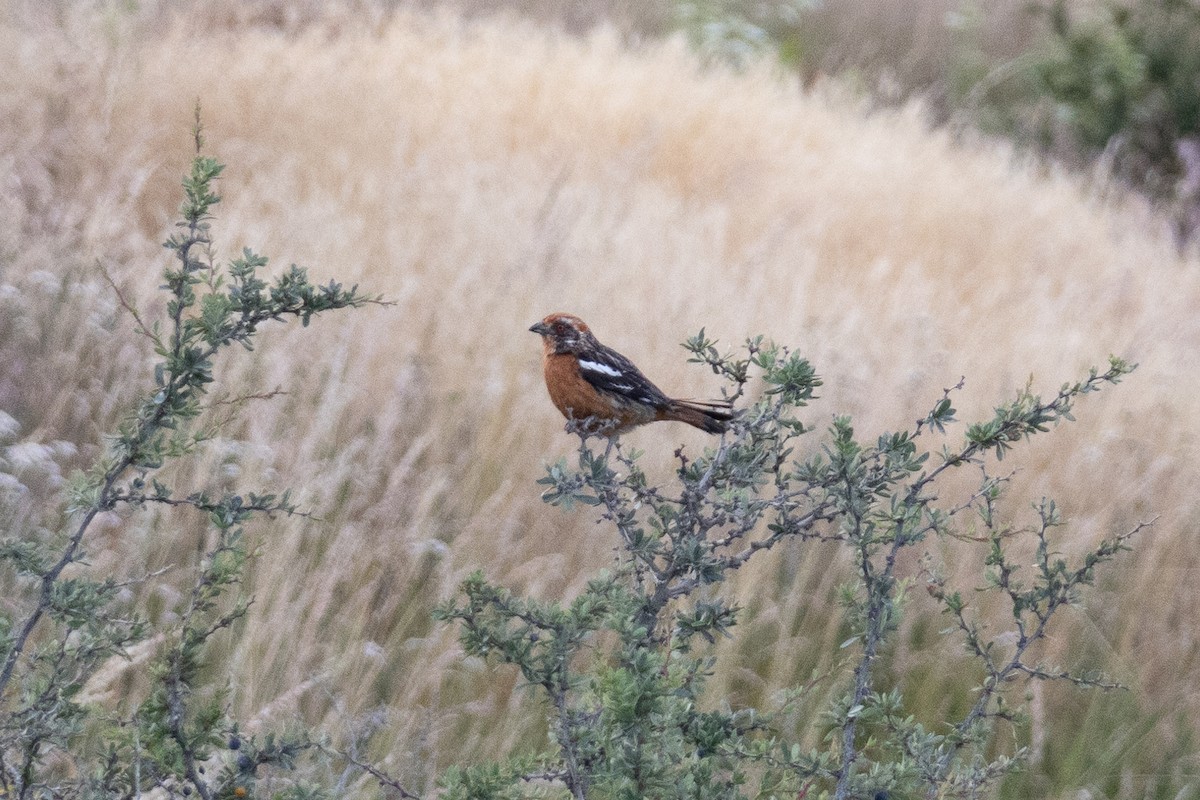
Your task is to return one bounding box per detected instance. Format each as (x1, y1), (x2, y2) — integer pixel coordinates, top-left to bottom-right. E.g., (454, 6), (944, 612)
(575, 345), (671, 408)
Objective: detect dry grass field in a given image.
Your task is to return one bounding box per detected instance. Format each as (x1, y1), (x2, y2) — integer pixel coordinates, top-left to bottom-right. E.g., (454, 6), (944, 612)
(3, 1), (1199, 796)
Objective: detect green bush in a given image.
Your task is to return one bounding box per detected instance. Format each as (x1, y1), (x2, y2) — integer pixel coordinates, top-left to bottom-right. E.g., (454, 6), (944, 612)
(1031, 0), (1200, 203)
(438, 335), (1140, 799)
(673, 0), (817, 69)
(0, 114), (382, 800)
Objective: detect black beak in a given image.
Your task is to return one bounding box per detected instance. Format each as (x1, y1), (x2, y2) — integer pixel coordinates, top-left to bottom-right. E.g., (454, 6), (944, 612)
(529, 321), (550, 335)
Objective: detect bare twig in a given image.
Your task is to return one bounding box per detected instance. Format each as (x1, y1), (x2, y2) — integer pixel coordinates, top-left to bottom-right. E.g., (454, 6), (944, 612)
(320, 742), (420, 799)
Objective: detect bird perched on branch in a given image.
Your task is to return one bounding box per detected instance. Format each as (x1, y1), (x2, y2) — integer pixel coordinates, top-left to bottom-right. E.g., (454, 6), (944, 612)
(529, 312), (734, 435)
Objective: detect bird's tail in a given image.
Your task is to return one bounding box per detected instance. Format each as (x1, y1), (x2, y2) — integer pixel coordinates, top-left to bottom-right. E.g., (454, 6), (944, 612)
(664, 399), (736, 434)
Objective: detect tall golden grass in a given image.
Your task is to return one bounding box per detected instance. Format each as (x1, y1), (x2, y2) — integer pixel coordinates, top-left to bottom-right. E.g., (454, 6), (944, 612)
(3, 1), (1198, 795)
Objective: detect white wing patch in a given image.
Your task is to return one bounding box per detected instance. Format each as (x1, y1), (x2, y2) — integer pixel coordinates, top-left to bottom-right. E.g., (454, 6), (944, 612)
(579, 359), (622, 377)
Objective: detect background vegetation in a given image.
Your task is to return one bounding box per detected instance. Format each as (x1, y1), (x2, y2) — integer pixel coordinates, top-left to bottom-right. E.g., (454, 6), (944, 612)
(674, 0), (1200, 243)
(2, 0), (1199, 796)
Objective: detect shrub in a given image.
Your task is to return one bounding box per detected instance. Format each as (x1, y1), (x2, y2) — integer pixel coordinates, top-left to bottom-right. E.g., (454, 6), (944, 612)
(1035, 1), (1200, 175)
(438, 335), (1140, 799)
(0, 113), (383, 800)
(673, 0), (818, 69)
(1029, 0), (1200, 239)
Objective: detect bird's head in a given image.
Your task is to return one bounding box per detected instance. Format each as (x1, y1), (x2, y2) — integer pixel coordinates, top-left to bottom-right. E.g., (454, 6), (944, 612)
(529, 312), (594, 354)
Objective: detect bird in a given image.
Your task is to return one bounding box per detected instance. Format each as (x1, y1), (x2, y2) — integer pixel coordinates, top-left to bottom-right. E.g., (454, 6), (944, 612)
(529, 312), (734, 435)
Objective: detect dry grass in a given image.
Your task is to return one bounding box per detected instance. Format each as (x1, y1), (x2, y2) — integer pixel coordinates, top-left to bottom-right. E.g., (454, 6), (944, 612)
(3, 0), (1199, 795)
